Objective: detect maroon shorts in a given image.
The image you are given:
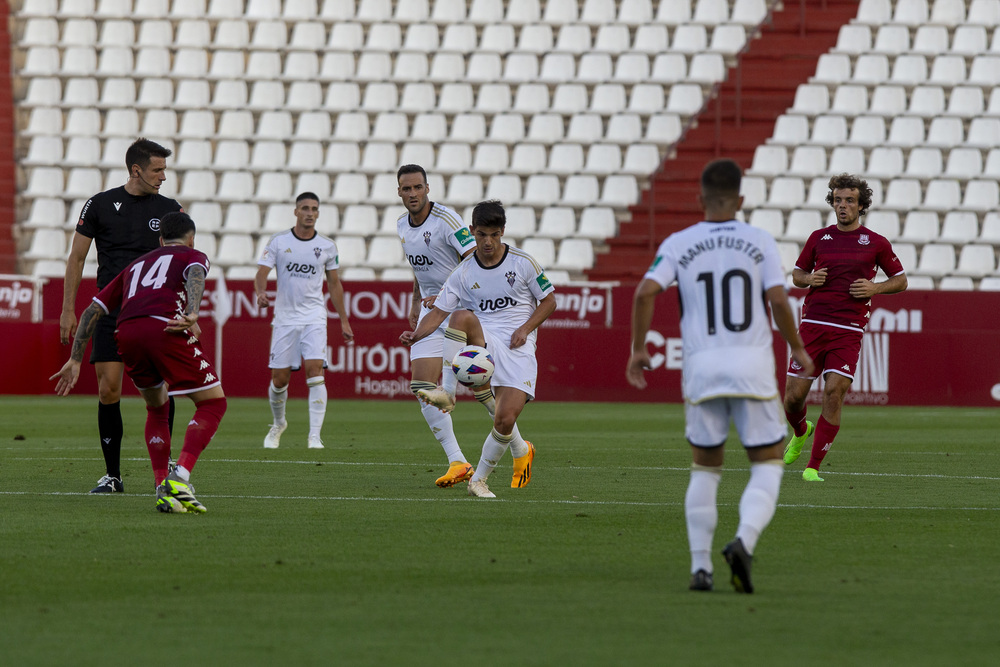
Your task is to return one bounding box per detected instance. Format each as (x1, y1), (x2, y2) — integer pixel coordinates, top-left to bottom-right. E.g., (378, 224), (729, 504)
(115, 317), (221, 396)
(787, 321), (863, 381)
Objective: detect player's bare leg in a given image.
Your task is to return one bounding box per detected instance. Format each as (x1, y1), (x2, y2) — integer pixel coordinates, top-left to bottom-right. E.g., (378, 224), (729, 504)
(264, 367), (290, 448)
(303, 359), (327, 449)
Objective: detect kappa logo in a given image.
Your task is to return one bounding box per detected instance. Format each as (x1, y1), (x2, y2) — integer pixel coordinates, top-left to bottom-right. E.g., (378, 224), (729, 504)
(472, 282), (481, 289)
(204, 373), (217, 383)
(193, 348), (203, 357)
(187, 335), (197, 345)
(842, 364), (851, 371)
(149, 436), (165, 444)
(113, 202), (122, 211)
(199, 360), (210, 370)
(821, 234), (833, 240)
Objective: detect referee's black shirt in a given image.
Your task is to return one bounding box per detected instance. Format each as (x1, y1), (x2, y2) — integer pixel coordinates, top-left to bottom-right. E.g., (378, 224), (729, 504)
(76, 186), (184, 289)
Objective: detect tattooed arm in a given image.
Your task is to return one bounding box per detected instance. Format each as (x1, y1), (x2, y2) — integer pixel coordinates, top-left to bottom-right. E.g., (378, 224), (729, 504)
(165, 265), (206, 333)
(49, 302), (105, 396)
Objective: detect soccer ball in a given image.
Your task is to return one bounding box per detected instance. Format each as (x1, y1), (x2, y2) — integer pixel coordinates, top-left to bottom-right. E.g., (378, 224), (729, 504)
(452, 345), (495, 388)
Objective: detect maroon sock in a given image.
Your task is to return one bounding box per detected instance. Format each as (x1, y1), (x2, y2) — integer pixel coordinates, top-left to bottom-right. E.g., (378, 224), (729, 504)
(785, 406), (809, 437)
(177, 397), (227, 474)
(145, 401), (171, 486)
(807, 416), (840, 470)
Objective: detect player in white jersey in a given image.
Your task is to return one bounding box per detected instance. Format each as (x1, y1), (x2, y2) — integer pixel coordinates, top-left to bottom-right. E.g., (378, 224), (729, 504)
(626, 159), (813, 594)
(401, 200), (556, 499)
(395, 164), (483, 488)
(254, 192), (354, 450)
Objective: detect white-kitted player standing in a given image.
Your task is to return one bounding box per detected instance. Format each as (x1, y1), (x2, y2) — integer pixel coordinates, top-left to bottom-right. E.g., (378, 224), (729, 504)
(254, 192), (354, 449)
(627, 159), (814, 594)
(396, 164), (484, 488)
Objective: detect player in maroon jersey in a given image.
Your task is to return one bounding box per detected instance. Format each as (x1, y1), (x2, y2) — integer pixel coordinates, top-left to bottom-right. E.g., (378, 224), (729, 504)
(782, 174), (907, 482)
(51, 212), (227, 513)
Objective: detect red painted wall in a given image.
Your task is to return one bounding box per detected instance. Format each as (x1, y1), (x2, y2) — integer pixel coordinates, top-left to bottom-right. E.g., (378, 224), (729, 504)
(8, 279), (1000, 408)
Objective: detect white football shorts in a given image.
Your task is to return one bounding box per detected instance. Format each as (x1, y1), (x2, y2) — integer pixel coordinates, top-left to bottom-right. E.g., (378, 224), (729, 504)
(410, 306), (447, 361)
(684, 396), (786, 448)
(483, 328), (537, 400)
(269, 323), (328, 370)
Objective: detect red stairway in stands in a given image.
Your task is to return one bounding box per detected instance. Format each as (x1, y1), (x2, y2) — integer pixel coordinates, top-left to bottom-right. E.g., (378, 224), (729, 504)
(588, 0), (860, 283)
(0, 1), (17, 273)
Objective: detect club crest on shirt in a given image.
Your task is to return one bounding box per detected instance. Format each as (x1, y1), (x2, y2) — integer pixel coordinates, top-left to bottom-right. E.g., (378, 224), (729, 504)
(149, 218), (160, 231)
(314, 247), (322, 259)
(423, 231), (432, 246)
(858, 234), (870, 245)
(505, 271), (516, 286)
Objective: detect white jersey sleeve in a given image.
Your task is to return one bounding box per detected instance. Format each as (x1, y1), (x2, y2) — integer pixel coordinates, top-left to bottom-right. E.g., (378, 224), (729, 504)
(644, 221), (785, 403)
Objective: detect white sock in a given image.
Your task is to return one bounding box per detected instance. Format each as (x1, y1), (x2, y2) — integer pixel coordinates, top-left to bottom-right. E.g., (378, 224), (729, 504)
(268, 381), (287, 425)
(508, 424), (529, 458)
(471, 427), (512, 482)
(736, 460), (784, 555)
(685, 466), (722, 574)
(174, 465), (191, 482)
(307, 376), (327, 439)
(420, 402), (465, 463)
(474, 388), (496, 417)
(441, 328), (467, 398)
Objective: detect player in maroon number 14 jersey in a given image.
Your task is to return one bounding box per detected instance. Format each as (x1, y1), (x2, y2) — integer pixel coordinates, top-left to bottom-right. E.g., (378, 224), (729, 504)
(782, 174), (908, 482)
(51, 212), (227, 513)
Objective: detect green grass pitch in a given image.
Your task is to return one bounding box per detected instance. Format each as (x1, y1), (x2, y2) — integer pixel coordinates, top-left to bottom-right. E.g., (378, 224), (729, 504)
(1, 396), (998, 666)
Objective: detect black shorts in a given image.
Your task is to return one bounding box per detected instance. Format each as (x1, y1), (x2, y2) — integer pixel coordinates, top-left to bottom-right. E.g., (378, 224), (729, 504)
(89, 314), (122, 364)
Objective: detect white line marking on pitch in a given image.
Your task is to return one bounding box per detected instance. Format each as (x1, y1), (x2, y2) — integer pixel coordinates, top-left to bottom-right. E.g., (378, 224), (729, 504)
(8, 456), (999, 481)
(0, 490), (997, 512)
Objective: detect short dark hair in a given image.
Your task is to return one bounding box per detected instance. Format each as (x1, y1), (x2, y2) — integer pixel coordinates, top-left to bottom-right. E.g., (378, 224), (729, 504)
(471, 200), (506, 229)
(296, 192), (319, 205)
(160, 211), (195, 241)
(397, 164), (427, 183)
(125, 138), (172, 172)
(700, 158), (742, 199)
(826, 173), (873, 216)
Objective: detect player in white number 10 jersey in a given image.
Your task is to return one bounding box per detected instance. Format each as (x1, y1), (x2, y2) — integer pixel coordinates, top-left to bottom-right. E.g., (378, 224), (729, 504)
(401, 200), (556, 499)
(627, 159), (813, 594)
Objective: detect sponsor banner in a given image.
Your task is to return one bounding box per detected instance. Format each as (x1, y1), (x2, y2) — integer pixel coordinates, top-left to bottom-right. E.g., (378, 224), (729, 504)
(0, 276), (44, 322)
(23, 280), (1000, 406)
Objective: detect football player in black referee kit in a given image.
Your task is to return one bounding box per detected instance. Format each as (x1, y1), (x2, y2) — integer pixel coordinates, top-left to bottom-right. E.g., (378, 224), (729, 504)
(60, 138), (184, 494)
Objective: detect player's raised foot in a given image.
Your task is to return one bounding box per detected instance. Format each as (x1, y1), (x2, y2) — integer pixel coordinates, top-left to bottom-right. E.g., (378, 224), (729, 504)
(416, 386), (455, 413)
(307, 434), (325, 449)
(722, 538), (754, 594)
(436, 461), (474, 488)
(90, 474), (123, 494)
(689, 569), (714, 592)
(511, 441), (535, 488)
(157, 471), (207, 513)
(783, 420), (814, 465)
(264, 421), (287, 449)
(467, 479), (496, 498)
(802, 468), (825, 482)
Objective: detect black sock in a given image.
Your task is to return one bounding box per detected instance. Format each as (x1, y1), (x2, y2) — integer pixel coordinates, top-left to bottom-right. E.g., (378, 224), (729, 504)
(168, 395), (176, 438)
(97, 401), (123, 479)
